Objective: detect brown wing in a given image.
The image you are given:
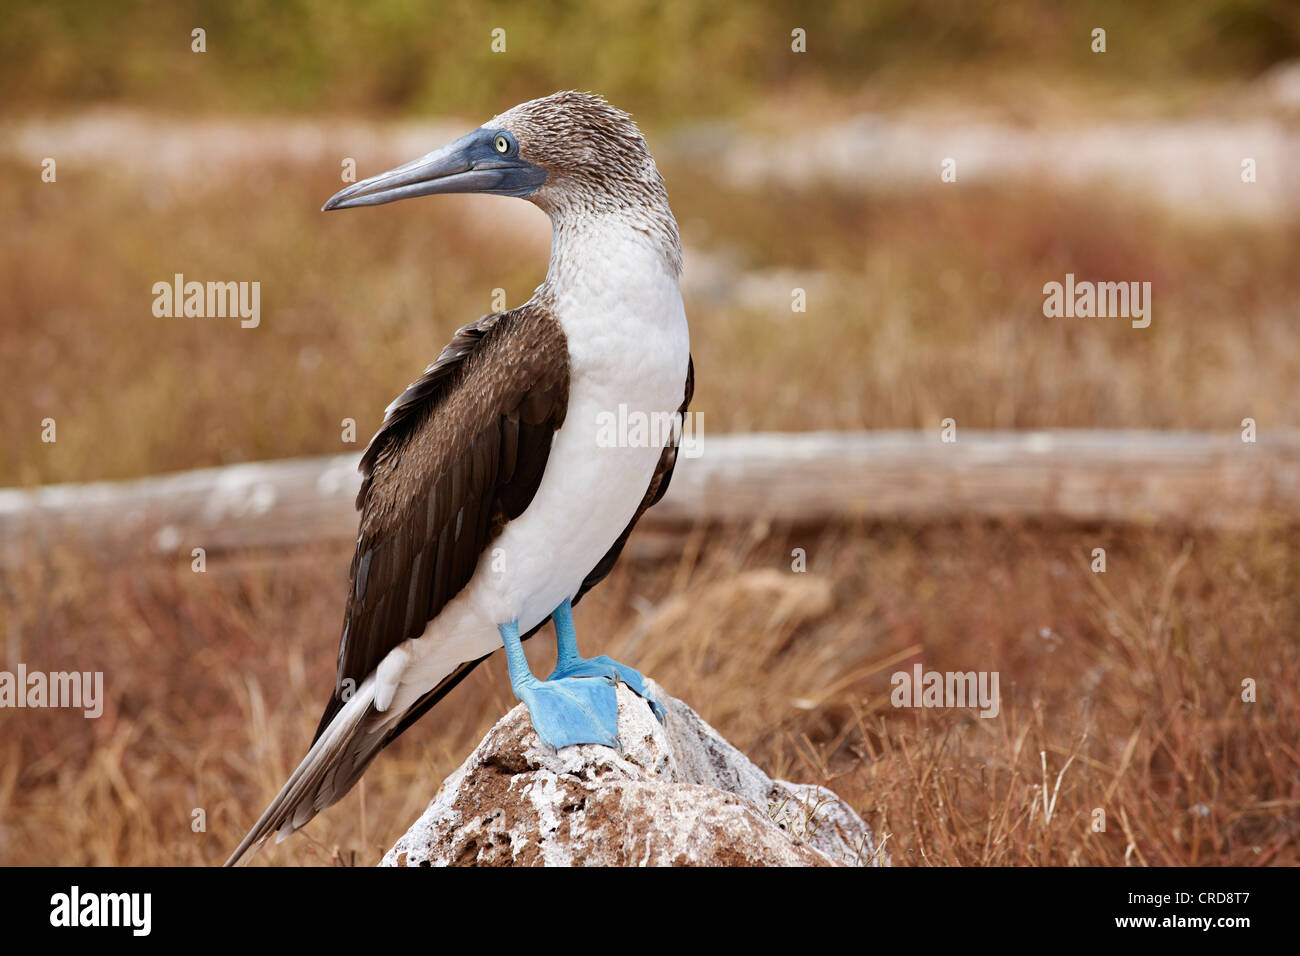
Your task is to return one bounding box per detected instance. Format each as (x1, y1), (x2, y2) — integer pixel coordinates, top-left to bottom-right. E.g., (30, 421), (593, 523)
(312, 304), (569, 741)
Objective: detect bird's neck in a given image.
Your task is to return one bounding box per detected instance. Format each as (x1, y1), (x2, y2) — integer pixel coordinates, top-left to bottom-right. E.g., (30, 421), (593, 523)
(535, 207), (686, 354)
(541, 204), (681, 295)
(535, 183), (681, 286)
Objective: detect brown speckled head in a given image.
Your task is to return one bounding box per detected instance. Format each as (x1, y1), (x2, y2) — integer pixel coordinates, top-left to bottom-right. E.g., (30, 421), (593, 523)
(488, 91), (681, 271)
(489, 92), (656, 207)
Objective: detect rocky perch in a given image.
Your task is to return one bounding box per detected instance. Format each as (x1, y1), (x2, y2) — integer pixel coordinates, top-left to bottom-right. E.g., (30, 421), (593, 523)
(383, 680), (885, 867)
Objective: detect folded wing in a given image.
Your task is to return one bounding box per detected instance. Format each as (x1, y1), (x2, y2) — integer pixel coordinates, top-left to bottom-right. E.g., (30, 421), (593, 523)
(315, 305), (571, 739)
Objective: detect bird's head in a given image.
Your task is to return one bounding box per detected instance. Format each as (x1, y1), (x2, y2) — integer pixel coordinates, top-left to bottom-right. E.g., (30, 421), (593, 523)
(323, 91), (665, 219)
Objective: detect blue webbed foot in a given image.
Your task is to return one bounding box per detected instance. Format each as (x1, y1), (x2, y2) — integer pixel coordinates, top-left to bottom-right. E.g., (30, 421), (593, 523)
(550, 654), (666, 723)
(548, 599), (665, 723)
(513, 674), (620, 750)
(498, 619), (619, 751)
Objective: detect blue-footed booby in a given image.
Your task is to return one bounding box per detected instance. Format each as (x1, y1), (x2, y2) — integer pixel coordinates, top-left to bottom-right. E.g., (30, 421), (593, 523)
(226, 92), (692, 865)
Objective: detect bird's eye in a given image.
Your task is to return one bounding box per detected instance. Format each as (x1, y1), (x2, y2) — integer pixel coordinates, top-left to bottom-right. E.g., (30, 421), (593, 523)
(493, 134), (511, 154)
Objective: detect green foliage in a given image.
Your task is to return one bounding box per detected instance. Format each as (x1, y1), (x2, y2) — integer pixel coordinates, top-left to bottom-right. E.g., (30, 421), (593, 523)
(4, 0), (1297, 118)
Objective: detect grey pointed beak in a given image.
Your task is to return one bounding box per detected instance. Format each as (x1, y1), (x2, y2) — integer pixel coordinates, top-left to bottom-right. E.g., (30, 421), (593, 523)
(323, 128), (547, 211)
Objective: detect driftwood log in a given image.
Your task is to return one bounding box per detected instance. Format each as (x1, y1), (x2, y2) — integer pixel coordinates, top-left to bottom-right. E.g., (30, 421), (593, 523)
(1, 430), (1297, 567)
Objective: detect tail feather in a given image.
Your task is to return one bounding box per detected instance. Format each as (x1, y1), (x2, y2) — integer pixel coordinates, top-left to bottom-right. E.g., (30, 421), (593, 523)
(225, 681), (387, 866)
(225, 656), (491, 867)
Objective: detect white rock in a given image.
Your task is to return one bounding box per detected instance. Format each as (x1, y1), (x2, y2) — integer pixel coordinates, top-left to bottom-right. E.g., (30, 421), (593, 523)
(382, 680), (885, 867)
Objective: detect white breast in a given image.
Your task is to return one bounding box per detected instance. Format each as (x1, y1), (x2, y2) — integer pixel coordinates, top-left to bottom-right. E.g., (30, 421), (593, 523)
(380, 217), (689, 716)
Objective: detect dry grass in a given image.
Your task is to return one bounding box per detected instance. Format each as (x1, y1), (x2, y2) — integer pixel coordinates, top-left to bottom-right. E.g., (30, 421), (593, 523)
(1, 522), (1295, 865)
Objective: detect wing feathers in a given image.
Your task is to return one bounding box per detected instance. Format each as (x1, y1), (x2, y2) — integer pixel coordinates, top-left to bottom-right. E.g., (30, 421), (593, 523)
(312, 306), (569, 743)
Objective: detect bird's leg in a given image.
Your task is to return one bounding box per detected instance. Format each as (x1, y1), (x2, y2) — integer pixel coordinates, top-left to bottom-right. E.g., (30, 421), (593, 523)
(498, 619), (619, 750)
(550, 597), (585, 675)
(546, 599), (666, 722)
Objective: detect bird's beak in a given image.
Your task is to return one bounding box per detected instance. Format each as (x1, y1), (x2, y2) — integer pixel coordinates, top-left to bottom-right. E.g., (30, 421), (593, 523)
(322, 128), (547, 211)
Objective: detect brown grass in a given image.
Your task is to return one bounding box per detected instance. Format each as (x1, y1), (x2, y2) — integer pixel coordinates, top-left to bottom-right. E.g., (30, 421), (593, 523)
(1, 521), (1295, 865)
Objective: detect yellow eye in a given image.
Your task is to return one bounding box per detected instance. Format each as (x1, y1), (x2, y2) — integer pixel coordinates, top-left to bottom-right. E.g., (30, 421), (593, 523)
(494, 134), (510, 154)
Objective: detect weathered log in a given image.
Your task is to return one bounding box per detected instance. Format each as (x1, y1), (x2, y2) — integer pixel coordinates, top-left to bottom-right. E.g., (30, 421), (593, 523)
(1, 430), (1296, 567)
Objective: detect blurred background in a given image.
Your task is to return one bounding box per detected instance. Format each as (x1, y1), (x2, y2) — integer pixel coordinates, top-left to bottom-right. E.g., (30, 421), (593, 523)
(1, 0), (1298, 865)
